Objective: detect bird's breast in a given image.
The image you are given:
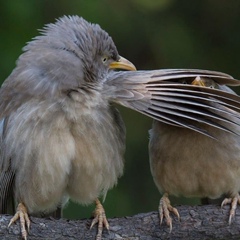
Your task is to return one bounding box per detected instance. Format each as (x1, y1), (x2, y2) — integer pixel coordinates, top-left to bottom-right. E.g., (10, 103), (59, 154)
(6, 96), (125, 212)
(149, 121), (240, 199)
(62, 97), (125, 204)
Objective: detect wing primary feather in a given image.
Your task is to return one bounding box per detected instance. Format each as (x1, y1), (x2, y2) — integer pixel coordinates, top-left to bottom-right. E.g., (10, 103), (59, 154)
(147, 105), (238, 135)
(0, 169), (15, 213)
(148, 87), (240, 112)
(142, 108), (215, 138)
(151, 96), (240, 121)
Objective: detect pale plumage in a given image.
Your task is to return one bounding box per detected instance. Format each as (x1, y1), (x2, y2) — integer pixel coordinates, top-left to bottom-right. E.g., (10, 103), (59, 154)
(149, 77), (240, 230)
(1, 15), (240, 239)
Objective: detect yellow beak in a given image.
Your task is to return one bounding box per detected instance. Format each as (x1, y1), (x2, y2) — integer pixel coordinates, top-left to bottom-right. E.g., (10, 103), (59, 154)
(191, 76), (217, 89)
(191, 76), (206, 86)
(109, 56), (137, 71)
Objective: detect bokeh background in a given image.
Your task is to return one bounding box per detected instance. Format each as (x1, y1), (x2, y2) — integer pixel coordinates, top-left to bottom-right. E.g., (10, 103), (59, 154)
(1, 0), (240, 220)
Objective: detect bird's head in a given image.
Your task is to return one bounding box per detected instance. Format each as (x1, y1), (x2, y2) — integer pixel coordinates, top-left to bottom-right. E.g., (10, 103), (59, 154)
(13, 16), (135, 97)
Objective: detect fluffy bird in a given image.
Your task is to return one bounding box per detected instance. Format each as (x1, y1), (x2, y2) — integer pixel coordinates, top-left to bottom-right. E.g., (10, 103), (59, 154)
(1, 15), (240, 239)
(149, 76), (240, 231)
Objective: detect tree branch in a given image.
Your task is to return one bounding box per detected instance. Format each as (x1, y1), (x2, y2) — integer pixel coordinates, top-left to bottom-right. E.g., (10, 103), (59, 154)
(1, 204), (240, 239)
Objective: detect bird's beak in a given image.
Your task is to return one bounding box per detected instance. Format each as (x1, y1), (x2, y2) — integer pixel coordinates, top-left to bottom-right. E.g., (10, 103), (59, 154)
(109, 56), (137, 71)
(191, 76), (206, 86)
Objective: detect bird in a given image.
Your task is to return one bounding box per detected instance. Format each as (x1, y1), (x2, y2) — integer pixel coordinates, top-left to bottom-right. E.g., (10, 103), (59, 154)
(1, 15), (240, 240)
(149, 75), (240, 231)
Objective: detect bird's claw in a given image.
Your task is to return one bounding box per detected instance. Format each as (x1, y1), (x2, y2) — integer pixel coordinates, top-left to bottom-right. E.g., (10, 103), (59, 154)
(221, 193), (240, 224)
(159, 193), (180, 232)
(8, 203), (30, 240)
(90, 199), (109, 240)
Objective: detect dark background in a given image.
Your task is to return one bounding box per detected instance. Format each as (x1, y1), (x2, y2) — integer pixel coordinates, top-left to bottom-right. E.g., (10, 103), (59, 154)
(1, 0), (240, 220)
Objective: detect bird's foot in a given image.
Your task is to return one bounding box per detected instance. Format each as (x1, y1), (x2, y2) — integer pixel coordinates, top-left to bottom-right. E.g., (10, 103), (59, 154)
(221, 193), (240, 224)
(90, 198), (109, 240)
(159, 193), (180, 232)
(8, 203), (30, 240)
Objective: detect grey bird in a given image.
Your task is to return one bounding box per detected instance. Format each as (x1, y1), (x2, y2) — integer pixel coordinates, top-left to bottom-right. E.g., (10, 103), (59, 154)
(149, 76), (240, 231)
(1, 15), (240, 239)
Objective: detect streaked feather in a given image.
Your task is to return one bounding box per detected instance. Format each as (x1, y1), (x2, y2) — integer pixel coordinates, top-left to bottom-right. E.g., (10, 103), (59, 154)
(106, 69), (240, 137)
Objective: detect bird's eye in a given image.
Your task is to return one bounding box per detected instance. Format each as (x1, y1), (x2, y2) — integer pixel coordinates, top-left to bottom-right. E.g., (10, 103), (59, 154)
(102, 56), (108, 64)
(181, 80), (188, 84)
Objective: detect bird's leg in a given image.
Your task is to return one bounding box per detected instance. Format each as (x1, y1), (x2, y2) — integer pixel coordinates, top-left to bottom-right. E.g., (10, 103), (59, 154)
(158, 193), (180, 232)
(90, 198), (109, 240)
(8, 202), (30, 240)
(221, 193), (240, 224)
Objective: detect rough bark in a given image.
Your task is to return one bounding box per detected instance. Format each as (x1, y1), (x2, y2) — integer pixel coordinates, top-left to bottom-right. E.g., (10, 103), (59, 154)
(0, 204), (240, 239)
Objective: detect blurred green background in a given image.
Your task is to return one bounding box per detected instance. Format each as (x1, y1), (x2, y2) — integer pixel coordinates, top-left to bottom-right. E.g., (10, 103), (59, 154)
(1, 0), (240, 220)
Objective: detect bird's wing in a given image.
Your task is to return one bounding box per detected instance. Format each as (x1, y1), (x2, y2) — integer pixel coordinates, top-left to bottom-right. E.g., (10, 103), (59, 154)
(106, 69), (240, 137)
(0, 169), (15, 214)
(0, 118), (15, 214)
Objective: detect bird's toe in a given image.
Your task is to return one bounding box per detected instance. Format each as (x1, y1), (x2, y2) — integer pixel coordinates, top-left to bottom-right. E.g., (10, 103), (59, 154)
(158, 193), (180, 232)
(90, 199), (109, 240)
(221, 193), (240, 224)
(8, 203), (30, 240)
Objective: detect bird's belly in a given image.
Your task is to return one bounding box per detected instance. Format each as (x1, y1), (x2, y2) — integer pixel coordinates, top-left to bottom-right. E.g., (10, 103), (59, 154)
(15, 126), (123, 212)
(155, 156), (239, 198)
(149, 124), (240, 199)
(10, 102), (124, 213)
(13, 116), (75, 214)
(66, 111), (124, 204)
